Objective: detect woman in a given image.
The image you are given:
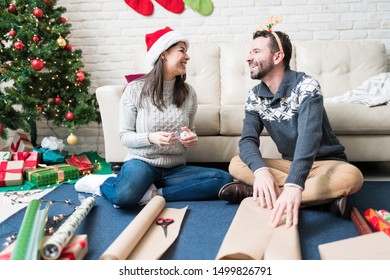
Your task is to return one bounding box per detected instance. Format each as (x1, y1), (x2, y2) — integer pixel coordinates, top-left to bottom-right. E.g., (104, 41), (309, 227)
(75, 26), (232, 207)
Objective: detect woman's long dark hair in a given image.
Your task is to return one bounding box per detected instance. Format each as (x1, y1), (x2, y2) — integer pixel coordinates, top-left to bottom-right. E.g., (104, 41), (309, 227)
(139, 43), (189, 111)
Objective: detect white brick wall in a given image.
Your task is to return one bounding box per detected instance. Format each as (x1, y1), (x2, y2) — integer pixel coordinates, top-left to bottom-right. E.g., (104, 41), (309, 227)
(17, 0), (390, 157)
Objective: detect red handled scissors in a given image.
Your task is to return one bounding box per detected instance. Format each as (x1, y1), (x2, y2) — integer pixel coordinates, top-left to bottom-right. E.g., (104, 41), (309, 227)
(156, 217), (174, 238)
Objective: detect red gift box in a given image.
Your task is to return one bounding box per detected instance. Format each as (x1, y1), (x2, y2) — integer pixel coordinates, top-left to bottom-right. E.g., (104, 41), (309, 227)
(0, 160), (24, 187)
(12, 151), (40, 170)
(65, 154), (94, 175)
(10, 131), (33, 152)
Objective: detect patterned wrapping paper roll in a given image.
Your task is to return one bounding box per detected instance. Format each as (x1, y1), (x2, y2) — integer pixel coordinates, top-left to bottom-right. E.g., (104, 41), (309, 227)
(364, 208), (390, 237)
(41, 196), (95, 260)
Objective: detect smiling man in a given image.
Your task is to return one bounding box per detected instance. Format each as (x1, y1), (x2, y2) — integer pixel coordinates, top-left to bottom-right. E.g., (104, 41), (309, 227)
(218, 28), (364, 228)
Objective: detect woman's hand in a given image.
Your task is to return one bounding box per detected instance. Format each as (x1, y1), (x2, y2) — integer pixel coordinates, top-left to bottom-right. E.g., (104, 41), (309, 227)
(177, 127), (198, 148)
(148, 132), (174, 146)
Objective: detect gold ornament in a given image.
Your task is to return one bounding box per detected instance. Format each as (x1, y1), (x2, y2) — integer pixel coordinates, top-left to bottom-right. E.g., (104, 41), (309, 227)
(56, 36), (66, 48)
(67, 133), (78, 145)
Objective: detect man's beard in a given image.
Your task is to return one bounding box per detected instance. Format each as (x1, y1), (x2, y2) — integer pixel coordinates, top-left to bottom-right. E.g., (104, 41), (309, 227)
(250, 60), (274, 80)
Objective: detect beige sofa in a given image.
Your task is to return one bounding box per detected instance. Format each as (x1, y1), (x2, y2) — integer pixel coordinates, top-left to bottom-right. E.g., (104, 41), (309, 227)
(96, 41), (389, 168)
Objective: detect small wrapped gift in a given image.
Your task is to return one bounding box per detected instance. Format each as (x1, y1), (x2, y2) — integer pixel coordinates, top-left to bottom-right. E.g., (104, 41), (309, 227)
(0, 234), (88, 260)
(58, 234), (88, 260)
(0, 151), (11, 161)
(65, 155), (94, 175)
(10, 131), (34, 152)
(12, 151), (40, 170)
(0, 160), (24, 187)
(24, 163), (79, 186)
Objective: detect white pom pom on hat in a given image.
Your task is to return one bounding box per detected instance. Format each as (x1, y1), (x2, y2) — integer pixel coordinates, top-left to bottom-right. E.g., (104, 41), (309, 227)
(145, 26), (189, 68)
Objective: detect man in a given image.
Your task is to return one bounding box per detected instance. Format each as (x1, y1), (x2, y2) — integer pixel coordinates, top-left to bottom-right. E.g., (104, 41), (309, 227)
(218, 29), (364, 228)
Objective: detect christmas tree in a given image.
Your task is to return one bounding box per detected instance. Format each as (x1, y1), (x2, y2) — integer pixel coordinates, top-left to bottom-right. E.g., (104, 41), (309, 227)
(0, 0), (100, 146)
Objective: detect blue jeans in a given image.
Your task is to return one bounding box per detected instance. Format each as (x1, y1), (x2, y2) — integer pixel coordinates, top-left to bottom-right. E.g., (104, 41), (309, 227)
(100, 159), (233, 208)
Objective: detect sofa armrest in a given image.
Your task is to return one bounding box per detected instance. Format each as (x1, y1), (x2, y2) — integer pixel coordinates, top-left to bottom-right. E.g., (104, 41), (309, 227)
(96, 85), (127, 163)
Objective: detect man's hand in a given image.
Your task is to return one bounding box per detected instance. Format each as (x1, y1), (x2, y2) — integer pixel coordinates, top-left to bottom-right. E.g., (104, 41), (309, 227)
(269, 186), (302, 228)
(253, 169), (280, 209)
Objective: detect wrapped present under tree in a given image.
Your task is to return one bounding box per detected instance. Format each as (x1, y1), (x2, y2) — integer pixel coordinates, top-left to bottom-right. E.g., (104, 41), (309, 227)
(25, 164), (79, 187)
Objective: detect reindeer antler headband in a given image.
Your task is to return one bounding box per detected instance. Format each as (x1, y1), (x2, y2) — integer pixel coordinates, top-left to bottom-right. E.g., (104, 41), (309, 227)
(256, 15), (284, 53)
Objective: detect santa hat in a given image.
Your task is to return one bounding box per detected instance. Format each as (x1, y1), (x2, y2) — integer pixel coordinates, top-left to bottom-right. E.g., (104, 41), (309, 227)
(145, 26), (189, 68)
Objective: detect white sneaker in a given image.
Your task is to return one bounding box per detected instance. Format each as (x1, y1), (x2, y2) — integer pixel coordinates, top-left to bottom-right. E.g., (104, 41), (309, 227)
(75, 174), (116, 196)
(138, 184), (157, 205)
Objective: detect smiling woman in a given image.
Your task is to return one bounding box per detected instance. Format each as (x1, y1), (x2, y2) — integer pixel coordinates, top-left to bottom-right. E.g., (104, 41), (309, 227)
(74, 26), (233, 208)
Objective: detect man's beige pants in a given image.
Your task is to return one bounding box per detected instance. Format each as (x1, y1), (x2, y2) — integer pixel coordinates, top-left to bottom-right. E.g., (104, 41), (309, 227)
(229, 155), (364, 206)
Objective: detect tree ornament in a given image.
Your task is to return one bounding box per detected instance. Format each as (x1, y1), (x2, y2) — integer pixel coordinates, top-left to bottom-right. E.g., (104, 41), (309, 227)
(30, 58), (44, 71)
(14, 40), (25, 50)
(32, 35), (40, 43)
(155, 0), (185, 14)
(65, 44), (72, 51)
(36, 106), (43, 111)
(65, 112), (74, 121)
(57, 36), (66, 48)
(60, 17), (67, 23)
(124, 0), (154, 16)
(33, 7), (43, 18)
(67, 133), (78, 145)
(44, 0), (52, 6)
(0, 123), (3, 134)
(9, 29), (16, 37)
(183, 0), (214, 16)
(54, 97), (62, 104)
(76, 71), (85, 82)
(8, 4), (16, 13)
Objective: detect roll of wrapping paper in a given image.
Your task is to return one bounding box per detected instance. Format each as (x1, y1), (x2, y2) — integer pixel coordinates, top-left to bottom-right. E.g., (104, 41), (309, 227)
(377, 209), (390, 224)
(11, 199), (50, 260)
(350, 207), (372, 235)
(364, 208), (390, 237)
(41, 196), (95, 260)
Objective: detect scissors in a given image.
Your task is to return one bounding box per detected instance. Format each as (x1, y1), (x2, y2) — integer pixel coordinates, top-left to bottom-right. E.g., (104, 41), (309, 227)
(156, 217), (174, 238)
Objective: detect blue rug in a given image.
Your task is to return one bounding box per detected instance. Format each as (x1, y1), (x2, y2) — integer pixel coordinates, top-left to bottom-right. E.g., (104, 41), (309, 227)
(1, 181), (388, 260)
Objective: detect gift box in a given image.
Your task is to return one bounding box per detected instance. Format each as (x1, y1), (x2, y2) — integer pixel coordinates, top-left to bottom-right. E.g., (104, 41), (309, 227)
(58, 234), (88, 260)
(33, 147), (66, 164)
(10, 131), (34, 152)
(0, 151), (11, 161)
(65, 154), (94, 175)
(12, 151), (40, 170)
(0, 234), (88, 260)
(0, 160), (24, 187)
(24, 164), (79, 186)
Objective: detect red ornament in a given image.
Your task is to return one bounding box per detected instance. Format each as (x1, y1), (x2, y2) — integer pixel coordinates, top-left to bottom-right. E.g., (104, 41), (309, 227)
(65, 112), (74, 121)
(60, 17), (67, 23)
(36, 106), (43, 111)
(54, 97), (62, 104)
(0, 123), (3, 134)
(65, 44), (72, 51)
(9, 29), (16, 37)
(44, 0), (52, 5)
(76, 71), (85, 82)
(8, 4), (16, 13)
(33, 8), (43, 18)
(32, 35), (40, 43)
(14, 40), (25, 50)
(30, 59), (44, 71)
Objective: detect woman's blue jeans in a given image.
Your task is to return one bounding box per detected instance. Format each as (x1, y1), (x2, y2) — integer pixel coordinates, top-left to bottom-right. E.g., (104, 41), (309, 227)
(100, 159), (233, 208)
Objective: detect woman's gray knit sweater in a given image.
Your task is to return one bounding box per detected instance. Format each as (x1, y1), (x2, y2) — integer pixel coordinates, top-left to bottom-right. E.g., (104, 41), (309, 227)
(119, 79), (197, 168)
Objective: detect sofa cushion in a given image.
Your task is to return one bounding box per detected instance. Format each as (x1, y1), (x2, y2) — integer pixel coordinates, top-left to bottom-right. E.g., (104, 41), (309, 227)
(294, 41), (387, 98)
(325, 103), (390, 134)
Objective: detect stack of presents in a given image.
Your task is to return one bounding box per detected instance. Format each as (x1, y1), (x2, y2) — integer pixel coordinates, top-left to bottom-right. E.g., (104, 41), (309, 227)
(1, 131), (97, 260)
(0, 131), (94, 188)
